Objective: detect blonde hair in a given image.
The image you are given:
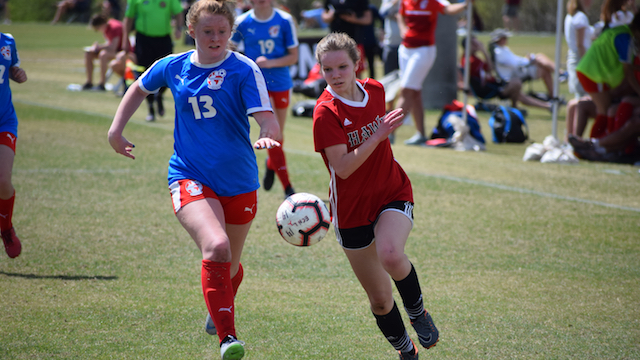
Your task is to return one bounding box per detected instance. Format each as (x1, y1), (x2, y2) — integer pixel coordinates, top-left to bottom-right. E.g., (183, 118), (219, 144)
(186, 0), (236, 29)
(315, 33), (360, 66)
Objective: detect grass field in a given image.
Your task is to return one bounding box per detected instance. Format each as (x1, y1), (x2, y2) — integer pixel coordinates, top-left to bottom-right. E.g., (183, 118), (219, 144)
(1, 23), (639, 360)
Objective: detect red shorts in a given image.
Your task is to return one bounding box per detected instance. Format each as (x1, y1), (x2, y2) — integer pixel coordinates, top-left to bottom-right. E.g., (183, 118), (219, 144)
(269, 89), (290, 109)
(169, 179), (258, 225)
(0, 132), (17, 153)
(576, 71), (610, 93)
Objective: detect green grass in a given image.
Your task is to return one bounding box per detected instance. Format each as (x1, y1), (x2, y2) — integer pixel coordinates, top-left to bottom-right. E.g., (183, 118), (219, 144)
(1, 23), (639, 360)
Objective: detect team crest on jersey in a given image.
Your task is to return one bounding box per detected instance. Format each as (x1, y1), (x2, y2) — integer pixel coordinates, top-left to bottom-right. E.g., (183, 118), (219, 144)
(185, 180), (203, 196)
(206, 69), (227, 90)
(269, 25), (280, 38)
(0, 46), (11, 61)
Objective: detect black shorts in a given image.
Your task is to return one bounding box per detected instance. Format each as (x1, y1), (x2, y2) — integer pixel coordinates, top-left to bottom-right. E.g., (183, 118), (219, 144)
(336, 201), (414, 250)
(135, 32), (173, 69)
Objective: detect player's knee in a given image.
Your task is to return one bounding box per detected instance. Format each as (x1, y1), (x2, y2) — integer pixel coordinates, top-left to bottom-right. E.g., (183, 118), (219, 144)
(201, 239), (232, 262)
(377, 246), (406, 272)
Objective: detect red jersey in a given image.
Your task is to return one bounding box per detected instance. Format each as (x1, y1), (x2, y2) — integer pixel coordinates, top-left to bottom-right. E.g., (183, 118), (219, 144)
(313, 79), (413, 229)
(399, 0), (449, 48)
(461, 54), (496, 83)
(104, 19), (124, 52)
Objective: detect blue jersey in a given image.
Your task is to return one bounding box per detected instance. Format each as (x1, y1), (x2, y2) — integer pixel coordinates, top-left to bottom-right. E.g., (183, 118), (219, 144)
(138, 50), (273, 196)
(232, 8), (298, 92)
(0, 33), (20, 136)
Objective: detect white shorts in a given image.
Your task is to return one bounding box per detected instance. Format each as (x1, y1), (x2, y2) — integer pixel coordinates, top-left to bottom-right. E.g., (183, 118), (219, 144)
(399, 44), (437, 90)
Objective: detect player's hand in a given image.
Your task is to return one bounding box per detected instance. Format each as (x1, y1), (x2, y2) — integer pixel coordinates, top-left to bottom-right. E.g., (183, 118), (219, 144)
(383, 108), (404, 130)
(9, 67), (27, 83)
(255, 56), (269, 68)
(108, 133), (136, 159)
(254, 138), (281, 150)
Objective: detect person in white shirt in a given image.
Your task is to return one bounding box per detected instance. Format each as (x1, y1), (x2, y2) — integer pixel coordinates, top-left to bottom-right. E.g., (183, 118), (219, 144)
(489, 28), (558, 99)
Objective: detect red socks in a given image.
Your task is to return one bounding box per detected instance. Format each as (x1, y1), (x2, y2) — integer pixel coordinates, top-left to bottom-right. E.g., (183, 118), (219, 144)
(0, 192), (15, 231)
(231, 262), (244, 296)
(202, 260), (236, 342)
(267, 146), (291, 190)
(590, 114), (608, 139)
(613, 102), (634, 133)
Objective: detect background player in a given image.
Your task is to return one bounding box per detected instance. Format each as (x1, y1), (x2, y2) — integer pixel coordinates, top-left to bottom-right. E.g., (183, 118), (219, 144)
(396, 0), (468, 145)
(313, 32), (438, 360)
(0, 32), (27, 259)
(107, 1), (280, 359)
(232, 0), (298, 198)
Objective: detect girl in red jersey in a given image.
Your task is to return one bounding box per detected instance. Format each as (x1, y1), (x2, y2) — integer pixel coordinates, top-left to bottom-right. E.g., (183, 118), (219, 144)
(396, 0), (468, 145)
(312, 32), (437, 360)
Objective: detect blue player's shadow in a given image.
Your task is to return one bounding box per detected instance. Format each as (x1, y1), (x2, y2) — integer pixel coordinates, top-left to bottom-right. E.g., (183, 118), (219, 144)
(0, 271), (117, 281)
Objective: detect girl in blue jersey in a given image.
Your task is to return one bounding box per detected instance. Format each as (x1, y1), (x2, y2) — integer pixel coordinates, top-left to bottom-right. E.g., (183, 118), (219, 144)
(107, 1), (280, 359)
(0, 32), (27, 259)
(232, 0), (298, 198)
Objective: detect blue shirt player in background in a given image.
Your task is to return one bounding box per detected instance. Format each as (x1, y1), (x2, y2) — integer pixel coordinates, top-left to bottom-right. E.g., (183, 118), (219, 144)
(0, 32), (27, 259)
(232, 0), (299, 198)
(107, 1), (280, 359)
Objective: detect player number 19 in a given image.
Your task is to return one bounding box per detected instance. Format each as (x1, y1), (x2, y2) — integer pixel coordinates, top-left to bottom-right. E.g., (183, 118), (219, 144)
(0, 65), (5, 84)
(258, 39), (275, 55)
(188, 95), (217, 120)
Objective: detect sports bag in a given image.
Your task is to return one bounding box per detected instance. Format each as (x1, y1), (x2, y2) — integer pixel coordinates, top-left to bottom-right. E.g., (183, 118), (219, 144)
(488, 105), (528, 143)
(431, 100), (485, 144)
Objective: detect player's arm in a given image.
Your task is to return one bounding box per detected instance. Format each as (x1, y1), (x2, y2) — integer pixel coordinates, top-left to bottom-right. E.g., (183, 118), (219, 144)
(396, 12), (407, 38)
(252, 111), (282, 149)
(108, 81), (147, 159)
(443, 1), (468, 16)
(322, 108), (404, 179)
(339, 9), (372, 26)
(9, 67), (27, 83)
(122, 16), (134, 54)
(255, 46), (298, 68)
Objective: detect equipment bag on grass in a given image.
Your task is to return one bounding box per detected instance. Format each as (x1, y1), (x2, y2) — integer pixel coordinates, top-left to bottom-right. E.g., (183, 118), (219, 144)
(488, 105), (528, 143)
(430, 100), (485, 144)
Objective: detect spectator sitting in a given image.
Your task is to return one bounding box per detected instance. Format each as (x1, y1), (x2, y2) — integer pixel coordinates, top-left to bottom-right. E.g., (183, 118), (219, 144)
(459, 35), (551, 111)
(83, 14), (125, 91)
(301, 1), (327, 29)
(569, 112), (640, 163)
(489, 28), (560, 101)
(51, 0), (92, 25)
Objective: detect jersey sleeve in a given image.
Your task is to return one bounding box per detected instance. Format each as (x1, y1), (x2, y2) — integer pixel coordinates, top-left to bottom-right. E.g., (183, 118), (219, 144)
(282, 12), (299, 49)
(235, 54), (272, 115)
(138, 57), (170, 94)
(613, 33), (633, 64)
(10, 37), (19, 68)
(313, 102), (348, 153)
(170, 0), (183, 16)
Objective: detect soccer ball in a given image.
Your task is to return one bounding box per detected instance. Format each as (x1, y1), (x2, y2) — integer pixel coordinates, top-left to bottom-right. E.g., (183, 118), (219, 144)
(276, 193), (331, 246)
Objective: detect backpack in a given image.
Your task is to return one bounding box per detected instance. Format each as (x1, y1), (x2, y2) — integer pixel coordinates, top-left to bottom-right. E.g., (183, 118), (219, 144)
(488, 105), (528, 143)
(431, 100), (485, 144)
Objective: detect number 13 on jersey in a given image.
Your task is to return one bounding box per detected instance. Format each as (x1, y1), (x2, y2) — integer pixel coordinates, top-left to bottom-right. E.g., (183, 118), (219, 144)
(188, 95), (217, 120)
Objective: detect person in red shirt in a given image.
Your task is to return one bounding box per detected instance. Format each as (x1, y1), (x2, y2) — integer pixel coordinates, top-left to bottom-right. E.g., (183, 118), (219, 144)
(396, 0), (468, 145)
(313, 32), (438, 360)
(459, 35), (551, 110)
(83, 14), (125, 91)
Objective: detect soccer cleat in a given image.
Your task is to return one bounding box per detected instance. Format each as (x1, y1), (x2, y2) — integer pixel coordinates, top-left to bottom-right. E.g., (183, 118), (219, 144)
(404, 133), (428, 146)
(220, 335), (245, 360)
(398, 339), (419, 360)
(284, 185), (295, 199)
(94, 84), (106, 91)
(82, 82), (93, 91)
(205, 313), (217, 335)
(411, 310), (439, 349)
(2, 227), (22, 259)
(262, 158), (275, 191)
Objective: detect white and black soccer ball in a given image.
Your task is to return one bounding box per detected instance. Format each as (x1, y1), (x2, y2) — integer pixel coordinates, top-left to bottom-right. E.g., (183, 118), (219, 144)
(276, 193), (331, 246)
